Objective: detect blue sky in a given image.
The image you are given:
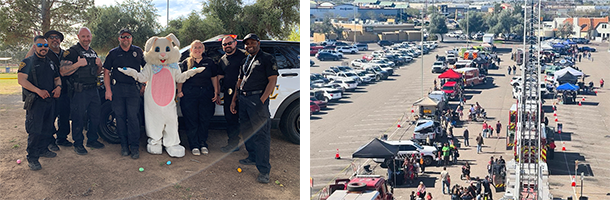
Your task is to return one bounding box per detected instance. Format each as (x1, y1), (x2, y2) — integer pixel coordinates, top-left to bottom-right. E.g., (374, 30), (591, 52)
(96, 0), (256, 27)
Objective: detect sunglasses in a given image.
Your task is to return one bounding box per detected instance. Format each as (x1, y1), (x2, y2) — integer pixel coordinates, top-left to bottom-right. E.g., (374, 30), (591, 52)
(36, 43), (49, 47)
(222, 41), (234, 46)
(48, 35), (61, 40)
(120, 35), (132, 39)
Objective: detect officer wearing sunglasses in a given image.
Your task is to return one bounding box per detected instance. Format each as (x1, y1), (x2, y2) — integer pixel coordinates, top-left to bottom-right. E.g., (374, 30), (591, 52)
(18, 35), (62, 170)
(217, 35), (247, 153)
(102, 28), (146, 159)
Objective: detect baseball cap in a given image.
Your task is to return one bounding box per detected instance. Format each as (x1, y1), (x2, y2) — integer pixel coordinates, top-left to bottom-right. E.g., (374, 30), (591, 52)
(243, 33), (260, 42)
(118, 28), (132, 36)
(44, 30), (64, 42)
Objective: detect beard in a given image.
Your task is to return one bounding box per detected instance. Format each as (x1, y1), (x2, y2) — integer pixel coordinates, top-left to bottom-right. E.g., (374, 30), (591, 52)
(36, 49), (47, 57)
(224, 46), (235, 54)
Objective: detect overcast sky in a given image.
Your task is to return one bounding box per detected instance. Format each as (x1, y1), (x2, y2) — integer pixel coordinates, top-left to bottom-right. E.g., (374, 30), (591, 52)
(95, 0), (256, 27)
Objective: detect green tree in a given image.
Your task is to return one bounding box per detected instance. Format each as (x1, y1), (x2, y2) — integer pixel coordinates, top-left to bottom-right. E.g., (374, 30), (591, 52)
(287, 25), (299, 42)
(555, 22), (575, 38)
(512, 4), (523, 16)
(87, 0), (160, 52)
(427, 13), (448, 42)
(493, 3), (503, 14)
(405, 8), (420, 18)
(459, 11), (486, 38)
(202, 0), (242, 36)
(0, 0), (94, 48)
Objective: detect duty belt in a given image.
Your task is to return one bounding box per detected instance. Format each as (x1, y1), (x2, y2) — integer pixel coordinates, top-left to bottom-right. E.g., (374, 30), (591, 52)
(241, 90), (263, 96)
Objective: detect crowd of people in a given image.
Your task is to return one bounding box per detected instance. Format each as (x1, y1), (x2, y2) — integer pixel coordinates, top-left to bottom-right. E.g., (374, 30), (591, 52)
(18, 28), (278, 183)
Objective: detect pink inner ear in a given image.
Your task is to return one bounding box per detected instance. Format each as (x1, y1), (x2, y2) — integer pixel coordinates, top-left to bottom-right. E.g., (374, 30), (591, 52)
(151, 68), (175, 107)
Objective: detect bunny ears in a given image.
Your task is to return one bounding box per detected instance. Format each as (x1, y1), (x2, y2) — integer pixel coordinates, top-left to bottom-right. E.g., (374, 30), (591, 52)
(144, 33), (180, 52)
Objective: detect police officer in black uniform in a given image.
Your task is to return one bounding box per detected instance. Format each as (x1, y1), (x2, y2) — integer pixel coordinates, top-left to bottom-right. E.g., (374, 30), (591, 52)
(217, 35), (247, 153)
(26, 30), (73, 151)
(230, 33), (278, 183)
(59, 27), (105, 155)
(103, 29), (146, 159)
(178, 40), (219, 156)
(18, 36), (62, 170)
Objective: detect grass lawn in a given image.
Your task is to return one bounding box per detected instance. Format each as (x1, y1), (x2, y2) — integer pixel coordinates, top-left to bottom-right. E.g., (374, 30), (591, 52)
(0, 73), (20, 95)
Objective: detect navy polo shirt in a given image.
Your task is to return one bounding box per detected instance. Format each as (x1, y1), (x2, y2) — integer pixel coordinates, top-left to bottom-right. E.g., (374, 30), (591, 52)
(103, 45), (146, 84)
(218, 49), (247, 91)
(179, 56), (218, 87)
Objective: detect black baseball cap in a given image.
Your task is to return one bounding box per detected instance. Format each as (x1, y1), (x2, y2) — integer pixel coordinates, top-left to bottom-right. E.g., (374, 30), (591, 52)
(118, 28), (132, 36)
(243, 33), (260, 42)
(44, 30), (64, 42)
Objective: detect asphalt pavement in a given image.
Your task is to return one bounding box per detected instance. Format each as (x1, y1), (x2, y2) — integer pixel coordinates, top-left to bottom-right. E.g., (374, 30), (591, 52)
(309, 39), (610, 199)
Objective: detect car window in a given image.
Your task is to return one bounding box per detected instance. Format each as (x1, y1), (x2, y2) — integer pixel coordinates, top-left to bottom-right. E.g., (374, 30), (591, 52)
(399, 145), (417, 151)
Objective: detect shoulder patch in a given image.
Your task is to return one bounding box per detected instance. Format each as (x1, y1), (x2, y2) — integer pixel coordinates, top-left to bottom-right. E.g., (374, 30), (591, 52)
(63, 51), (70, 58)
(18, 62), (26, 70)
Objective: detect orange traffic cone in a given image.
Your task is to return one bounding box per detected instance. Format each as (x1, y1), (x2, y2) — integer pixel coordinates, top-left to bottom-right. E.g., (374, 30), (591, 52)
(553, 111), (557, 116)
(595, 90), (598, 94)
(579, 101), (582, 106)
(411, 107), (414, 113)
(555, 117), (558, 122)
(571, 176), (576, 187)
(397, 124), (401, 128)
(562, 142), (566, 151)
(335, 149), (341, 159)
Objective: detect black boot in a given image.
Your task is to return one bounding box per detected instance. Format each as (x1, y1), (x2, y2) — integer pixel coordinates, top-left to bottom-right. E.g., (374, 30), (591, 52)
(130, 147), (139, 159)
(28, 159), (42, 171)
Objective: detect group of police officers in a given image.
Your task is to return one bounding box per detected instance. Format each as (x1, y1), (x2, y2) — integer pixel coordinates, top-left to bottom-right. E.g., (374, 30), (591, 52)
(18, 28), (278, 183)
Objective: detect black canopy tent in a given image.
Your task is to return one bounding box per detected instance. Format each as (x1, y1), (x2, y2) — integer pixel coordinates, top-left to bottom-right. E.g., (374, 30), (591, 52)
(352, 138), (400, 191)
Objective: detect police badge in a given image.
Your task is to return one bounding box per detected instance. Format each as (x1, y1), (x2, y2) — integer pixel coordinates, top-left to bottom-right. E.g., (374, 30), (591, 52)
(133, 51), (137, 57)
(18, 62), (26, 71)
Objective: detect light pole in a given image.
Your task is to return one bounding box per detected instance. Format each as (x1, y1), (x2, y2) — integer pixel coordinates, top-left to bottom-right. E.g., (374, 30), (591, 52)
(167, 0), (170, 27)
(421, 4), (425, 97)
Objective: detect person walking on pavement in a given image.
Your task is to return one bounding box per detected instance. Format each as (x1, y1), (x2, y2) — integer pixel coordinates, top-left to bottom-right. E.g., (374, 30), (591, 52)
(476, 133), (484, 154)
(177, 40), (219, 156)
(440, 167), (450, 194)
(495, 121), (502, 138)
(600, 78), (604, 88)
(507, 65), (511, 75)
(442, 143), (451, 166)
(229, 33), (278, 184)
(512, 65), (516, 75)
(18, 36), (62, 170)
(60, 27), (105, 155)
(217, 35), (246, 153)
(482, 121), (489, 138)
(463, 127), (469, 147)
(103, 29), (146, 159)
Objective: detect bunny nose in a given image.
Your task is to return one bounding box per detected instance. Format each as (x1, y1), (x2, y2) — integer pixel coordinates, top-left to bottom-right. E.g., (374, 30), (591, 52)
(160, 53), (166, 57)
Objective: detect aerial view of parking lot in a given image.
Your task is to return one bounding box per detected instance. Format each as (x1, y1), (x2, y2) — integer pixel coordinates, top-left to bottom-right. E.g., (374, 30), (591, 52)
(310, 1), (610, 200)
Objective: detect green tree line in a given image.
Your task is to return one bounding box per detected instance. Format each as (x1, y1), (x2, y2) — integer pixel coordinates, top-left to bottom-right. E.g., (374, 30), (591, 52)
(0, 0), (299, 62)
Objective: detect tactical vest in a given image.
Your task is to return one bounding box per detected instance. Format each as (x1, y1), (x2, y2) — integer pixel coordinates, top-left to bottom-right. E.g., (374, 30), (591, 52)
(69, 44), (98, 85)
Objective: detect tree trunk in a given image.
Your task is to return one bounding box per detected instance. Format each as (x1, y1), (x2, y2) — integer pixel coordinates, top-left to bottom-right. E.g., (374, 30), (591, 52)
(41, 0), (52, 33)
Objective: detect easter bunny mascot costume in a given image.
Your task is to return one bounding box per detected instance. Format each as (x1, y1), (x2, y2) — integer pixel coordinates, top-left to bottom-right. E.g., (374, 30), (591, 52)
(118, 34), (204, 157)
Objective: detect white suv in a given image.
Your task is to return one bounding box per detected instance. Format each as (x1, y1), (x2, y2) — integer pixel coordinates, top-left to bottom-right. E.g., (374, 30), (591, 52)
(372, 140), (438, 166)
(336, 46), (359, 54)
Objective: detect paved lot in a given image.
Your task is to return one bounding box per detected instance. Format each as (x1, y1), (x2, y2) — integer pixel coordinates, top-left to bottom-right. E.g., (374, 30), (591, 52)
(309, 40), (610, 199)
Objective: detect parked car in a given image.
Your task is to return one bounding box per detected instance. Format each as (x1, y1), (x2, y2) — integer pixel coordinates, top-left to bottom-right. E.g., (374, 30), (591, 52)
(310, 47), (319, 56)
(578, 46), (596, 52)
(330, 79), (358, 91)
(412, 119), (443, 142)
(441, 81), (460, 100)
(355, 43), (369, 51)
(428, 90), (448, 110)
(351, 59), (368, 67)
(372, 140), (438, 166)
(336, 46), (358, 54)
(315, 52), (340, 61)
(431, 61), (448, 73)
(377, 40), (393, 46)
(319, 49), (344, 58)
(310, 101), (320, 114)
(310, 96), (327, 109)
(310, 86), (342, 102)
(334, 41), (350, 47)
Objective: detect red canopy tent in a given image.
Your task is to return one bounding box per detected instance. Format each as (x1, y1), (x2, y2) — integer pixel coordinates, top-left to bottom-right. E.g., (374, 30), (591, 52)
(438, 69), (462, 79)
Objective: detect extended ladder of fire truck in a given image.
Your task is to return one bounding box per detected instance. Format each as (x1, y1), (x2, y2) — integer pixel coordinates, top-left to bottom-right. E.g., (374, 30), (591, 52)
(502, 1), (552, 199)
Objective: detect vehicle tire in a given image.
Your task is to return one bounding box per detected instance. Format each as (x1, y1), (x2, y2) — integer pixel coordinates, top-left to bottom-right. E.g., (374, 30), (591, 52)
(375, 75), (381, 82)
(424, 156), (433, 166)
(325, 97), (330, 102)
(319, 57), (324, 61)
(347, 182), (367, 191)
(280, 102), (300, 144)
(98, 101), (121, 144)
(333, 57), (338, 61)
